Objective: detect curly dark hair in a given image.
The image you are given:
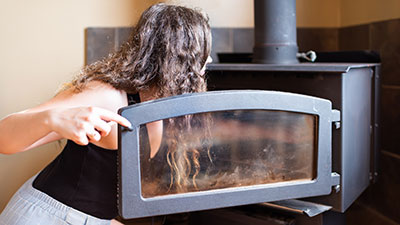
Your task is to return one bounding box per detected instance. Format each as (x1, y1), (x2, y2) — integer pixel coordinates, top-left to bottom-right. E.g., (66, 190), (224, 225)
(71, 3), (212, 194)
(72, 3), (211, 98)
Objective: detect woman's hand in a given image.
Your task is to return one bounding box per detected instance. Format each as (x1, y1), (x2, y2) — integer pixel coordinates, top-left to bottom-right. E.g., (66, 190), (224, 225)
(0, 81), (130, 154)
(48, 106), (132, 146)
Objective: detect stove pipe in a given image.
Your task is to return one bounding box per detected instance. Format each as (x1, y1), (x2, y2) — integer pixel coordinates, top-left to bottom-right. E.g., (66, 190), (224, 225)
(253, 0), (299, 64)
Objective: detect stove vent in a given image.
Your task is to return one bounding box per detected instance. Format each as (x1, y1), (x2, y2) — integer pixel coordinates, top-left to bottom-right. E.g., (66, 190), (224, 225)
(253, 0), (299, 64)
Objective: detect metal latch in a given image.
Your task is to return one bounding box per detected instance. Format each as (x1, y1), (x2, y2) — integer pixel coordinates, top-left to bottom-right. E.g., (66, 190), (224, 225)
(331, 172), (341, 193)
(331, 109), (341, 129)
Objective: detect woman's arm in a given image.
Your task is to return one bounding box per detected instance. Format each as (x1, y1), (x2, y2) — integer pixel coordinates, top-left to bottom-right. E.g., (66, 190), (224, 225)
(0, 110), (60, 154)
(0, 81), (131, 154)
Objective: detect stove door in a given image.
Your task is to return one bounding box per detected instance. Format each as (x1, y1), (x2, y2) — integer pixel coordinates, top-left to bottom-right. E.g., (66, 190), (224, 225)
(118, 90), (340, 219)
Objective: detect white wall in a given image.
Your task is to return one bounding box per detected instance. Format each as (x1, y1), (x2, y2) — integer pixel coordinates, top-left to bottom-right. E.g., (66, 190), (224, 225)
(340, 0), (400, 27)
(168, 0), (342, 28)
(0, 0), (158, 212)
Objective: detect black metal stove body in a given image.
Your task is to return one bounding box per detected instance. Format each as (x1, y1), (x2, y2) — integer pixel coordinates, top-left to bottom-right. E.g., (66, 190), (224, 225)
(204, 0), (381, 215)
(206, 62), (380, 213)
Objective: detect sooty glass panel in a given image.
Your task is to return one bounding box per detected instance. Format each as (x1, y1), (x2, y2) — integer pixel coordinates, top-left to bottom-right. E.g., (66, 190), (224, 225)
(139, 110), (317, 198)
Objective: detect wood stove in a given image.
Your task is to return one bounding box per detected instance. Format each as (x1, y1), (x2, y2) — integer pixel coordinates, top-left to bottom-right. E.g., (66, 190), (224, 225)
(206, 62), (380, 214)
(117, 62), (379, 222)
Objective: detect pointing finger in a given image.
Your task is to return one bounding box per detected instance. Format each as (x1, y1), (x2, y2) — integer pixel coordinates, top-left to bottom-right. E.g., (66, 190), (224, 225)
(93, 107), (132, 129)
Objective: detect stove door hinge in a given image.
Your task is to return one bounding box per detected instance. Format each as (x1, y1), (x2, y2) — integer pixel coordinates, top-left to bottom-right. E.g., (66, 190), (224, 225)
(331, 172), (341, 193)
(331, 109), (341, 129)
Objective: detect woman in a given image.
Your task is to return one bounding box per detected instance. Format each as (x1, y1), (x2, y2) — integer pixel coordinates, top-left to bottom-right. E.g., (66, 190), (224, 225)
(0, 3), (212, 224)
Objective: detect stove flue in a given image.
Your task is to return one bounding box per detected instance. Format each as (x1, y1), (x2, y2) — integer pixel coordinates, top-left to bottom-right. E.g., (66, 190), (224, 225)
(253, 0), (299, 64)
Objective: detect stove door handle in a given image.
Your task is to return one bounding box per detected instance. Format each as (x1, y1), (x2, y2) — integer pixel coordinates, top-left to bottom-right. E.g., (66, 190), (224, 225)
(331, 172), (341, 193)
(331, 109), (341, 129)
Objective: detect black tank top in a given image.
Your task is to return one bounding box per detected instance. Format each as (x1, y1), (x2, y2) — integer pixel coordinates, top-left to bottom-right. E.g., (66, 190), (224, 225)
(32, 94), (142, 219)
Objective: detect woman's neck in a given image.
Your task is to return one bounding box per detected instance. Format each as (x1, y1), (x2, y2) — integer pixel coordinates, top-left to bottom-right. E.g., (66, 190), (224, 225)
(138, 86), (157, 102)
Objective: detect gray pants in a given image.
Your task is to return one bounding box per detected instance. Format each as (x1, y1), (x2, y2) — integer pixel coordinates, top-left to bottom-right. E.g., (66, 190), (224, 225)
(0, 176), (111, 225)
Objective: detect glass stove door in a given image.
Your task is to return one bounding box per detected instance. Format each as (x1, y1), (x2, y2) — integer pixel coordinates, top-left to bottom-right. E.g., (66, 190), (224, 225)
(118, 90), (340, 219)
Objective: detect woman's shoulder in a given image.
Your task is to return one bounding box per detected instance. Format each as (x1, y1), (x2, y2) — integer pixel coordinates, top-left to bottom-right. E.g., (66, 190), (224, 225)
(55, 80), (128, 113)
